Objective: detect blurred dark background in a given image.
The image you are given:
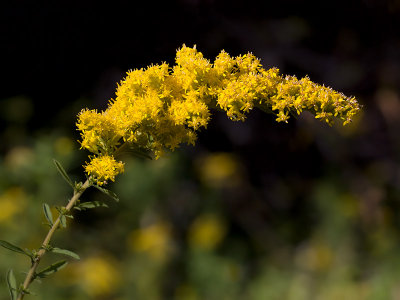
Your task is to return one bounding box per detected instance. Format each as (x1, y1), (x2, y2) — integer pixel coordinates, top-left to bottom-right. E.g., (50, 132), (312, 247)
(1, 0), (400, 299)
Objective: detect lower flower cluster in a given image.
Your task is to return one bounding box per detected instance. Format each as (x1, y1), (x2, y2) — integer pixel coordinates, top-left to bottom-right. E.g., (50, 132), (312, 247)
(77, 45), (361, 185)
(84, 155), (124, 186)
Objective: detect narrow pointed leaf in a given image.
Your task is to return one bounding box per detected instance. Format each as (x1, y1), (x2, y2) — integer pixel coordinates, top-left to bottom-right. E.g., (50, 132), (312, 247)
(77, 201), (108, 210)
(42, 203), (53, 226)
(0, 240), (31, 258)
(35, 260), (68, 278)
(59, 215), (67, 228)
(19, 288), (33, 296)
(93, 185), (119, 202)
(65, 214), (74, 219)
(6, 269), (17, 300)
(53, 159), (74, 189)
(52, 248), (80, 260)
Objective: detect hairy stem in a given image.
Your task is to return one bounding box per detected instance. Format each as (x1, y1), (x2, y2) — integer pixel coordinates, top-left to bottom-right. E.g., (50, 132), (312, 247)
(16, 179), (91, 300)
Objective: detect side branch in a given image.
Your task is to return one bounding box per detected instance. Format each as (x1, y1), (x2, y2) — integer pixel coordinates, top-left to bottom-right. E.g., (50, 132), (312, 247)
(16, 180), (91, 300)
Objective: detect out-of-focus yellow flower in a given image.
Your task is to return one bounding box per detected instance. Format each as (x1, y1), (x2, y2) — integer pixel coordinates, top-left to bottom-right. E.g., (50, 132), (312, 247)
(4, 147), (34, 170)
(74, 255), (121, 297)
(127, 220), (173, 262)
(77, 44), (361, 183)
(0, 187), (26, 223)
(188, 214), (227, 250)
(196, 152), (241, 188)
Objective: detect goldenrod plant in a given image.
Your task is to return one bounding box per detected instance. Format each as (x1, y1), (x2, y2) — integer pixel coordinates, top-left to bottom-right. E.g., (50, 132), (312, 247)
(1, 45), (361, 299)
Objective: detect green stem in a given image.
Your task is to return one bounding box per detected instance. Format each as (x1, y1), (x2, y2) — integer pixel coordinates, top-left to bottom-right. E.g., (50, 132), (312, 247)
(16, 179), (91, 300)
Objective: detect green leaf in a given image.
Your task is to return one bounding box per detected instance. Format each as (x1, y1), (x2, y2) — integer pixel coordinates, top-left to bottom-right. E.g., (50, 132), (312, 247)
(59, 215), (67, 228)
(6, 269), (17, 300)
(18, 287), (33, 296)
(76, 201), (108, 210)
(35, 260), (68, 279)
(74, 181), (84, 192)
(0, 240), (31, 258)
(93, 185), (120, 202)
(51, 248), (80, 260)
(43, 203), (53, 226)
(53, 159), (74, 189)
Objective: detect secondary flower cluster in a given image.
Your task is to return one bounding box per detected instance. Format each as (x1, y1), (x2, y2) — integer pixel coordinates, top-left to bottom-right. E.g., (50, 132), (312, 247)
(77, 45), (360, 185)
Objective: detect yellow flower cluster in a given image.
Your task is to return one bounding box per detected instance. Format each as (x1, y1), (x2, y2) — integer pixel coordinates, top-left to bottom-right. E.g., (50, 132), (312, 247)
(77, 45), (360, 185)
(84, 155), (124, 185)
